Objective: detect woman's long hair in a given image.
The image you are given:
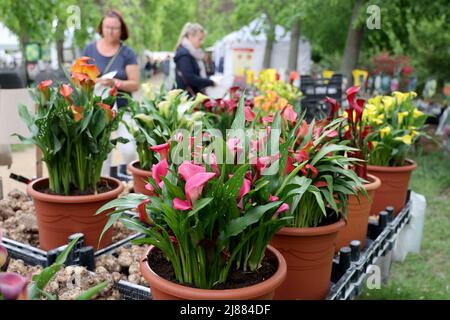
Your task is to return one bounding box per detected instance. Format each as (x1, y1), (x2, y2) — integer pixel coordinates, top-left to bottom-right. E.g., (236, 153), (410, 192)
(175, 22), (206, 49)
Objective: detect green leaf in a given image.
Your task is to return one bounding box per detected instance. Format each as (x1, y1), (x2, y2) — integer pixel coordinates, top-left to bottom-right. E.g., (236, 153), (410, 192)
(74, 281), (109, 300)
(310, 144), (358, 166)
(160, 176), (186, 199)
(98, 212), (123, 247)
(224, 201), (282, 238)
(95, 194), (148, 215)
(308, 186), (327, 216)
(188, 197), (214, 218)
(231, 94), (245, 130)
(224, 164), (249, 199)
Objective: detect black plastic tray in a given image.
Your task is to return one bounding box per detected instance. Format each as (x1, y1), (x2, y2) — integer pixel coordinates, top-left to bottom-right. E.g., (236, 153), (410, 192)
(326, 199), (412, 300)
(2, 212), (142, 269)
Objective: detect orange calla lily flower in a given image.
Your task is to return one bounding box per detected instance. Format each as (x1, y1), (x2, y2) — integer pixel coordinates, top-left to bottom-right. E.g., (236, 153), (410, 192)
(60, 84), (73, 103)
(38, 80), (52, 92)
(71, 57), (100, 82)
(70, 105), (84, 122)
(97, 102), (115, 121)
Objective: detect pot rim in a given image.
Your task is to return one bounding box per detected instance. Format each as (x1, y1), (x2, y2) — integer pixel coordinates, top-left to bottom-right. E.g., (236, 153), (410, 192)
(276, 218), (345, 237)
(140, 245), (287, 300)
(367, 159), (417, 172)
(127, 159), (152, 176)
(363, 173), (382, 192)
(27, 176), (124, 204)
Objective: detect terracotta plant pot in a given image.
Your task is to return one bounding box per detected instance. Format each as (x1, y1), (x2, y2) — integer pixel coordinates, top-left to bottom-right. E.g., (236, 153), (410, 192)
(27, 177), (124, 251)
(140, 245), (287, 300)
(270, 219), (345, 300)
(335, 174), (381, 252)
(128, 160), (152, 195)
(368, 159), (416, 216)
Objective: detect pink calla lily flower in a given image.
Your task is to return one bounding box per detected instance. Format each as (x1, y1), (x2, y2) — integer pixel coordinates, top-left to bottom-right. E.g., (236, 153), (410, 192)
(202, 153), (220, 176)
(137, 199), (153, 225)
(150, 141), (171, 160)
(0, 272), (29, 300)
(244, 106), (255, 122)
(275, 203), (289, 215)
(173, 198), (193, 211)
(185, 172), (216, 202)
(178, 161), (205, 181)
(281, 105), (298, 123)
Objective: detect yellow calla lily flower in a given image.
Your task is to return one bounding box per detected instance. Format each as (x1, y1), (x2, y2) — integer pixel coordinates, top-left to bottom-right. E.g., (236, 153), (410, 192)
(413, 109), (424, 118)
(397, 111), (409, 125)
(395, 134), (412, 145)
(380, 126), (391, 138)
(382, 96), (395, 112)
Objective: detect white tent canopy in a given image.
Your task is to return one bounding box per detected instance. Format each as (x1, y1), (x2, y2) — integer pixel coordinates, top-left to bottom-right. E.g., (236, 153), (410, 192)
(0, 22), (19, 50)
(213, 17), (312, 79)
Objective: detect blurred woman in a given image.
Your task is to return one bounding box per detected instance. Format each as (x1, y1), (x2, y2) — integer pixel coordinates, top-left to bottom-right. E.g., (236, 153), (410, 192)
(82, 10), (139, 177)
(174, 23), (215, 96)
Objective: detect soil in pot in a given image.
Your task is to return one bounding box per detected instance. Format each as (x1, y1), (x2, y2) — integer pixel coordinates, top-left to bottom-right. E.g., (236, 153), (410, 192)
(37, 179), (116, 196)
(147, 249), (277, 290)
(140, 245), (287, 300)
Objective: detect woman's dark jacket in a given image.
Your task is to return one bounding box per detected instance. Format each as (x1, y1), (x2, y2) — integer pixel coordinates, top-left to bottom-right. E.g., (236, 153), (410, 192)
(174, 46), (214, 95)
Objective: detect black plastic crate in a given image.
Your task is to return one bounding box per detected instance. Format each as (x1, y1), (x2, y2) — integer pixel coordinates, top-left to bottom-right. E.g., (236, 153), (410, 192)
(326, 200), (412, 300)
(2, 212), (142, 269)
(116, 280), (152, 300)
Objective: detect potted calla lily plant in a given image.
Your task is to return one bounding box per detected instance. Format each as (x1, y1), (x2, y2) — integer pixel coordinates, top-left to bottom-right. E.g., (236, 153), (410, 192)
(256, 110), (367, 299)
(363, 91), (428, 215)
(126, 86), (208, 195)
(97, 100), (298, 299)
(14, 57), (126, 250)
(326, 86), (381, 252)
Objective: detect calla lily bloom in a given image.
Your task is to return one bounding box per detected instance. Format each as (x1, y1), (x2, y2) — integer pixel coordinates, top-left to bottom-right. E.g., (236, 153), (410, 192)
(97, 102), (115, 122)
(283, 156), (295, 176)
(38, 80), (52, 101)
(0, 272), (29, 300)
(178, 161), (205, 181)
(70, 105), (84, 122)
(244, 106), (255, 122)
(296, 120), (309, 139)
(152, 159), (169, 184)
(325, 96), (340, 120)
(145, 159), (169, 193)
(274, 203), (289, 215)
(38, 79), (52, 92)
(137, 199), (153, 225)
(281, 105), (298, 123)
(150, 141), (171, 160)
(202, 153), (220, 176)
(71, 57), (100, 82)
(0, 231), (8, 271)
(185, 172), (216, 203)
(173, 198), (193, 211)
(239, 178), (251, 199)
(60, 84), (73, 104)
